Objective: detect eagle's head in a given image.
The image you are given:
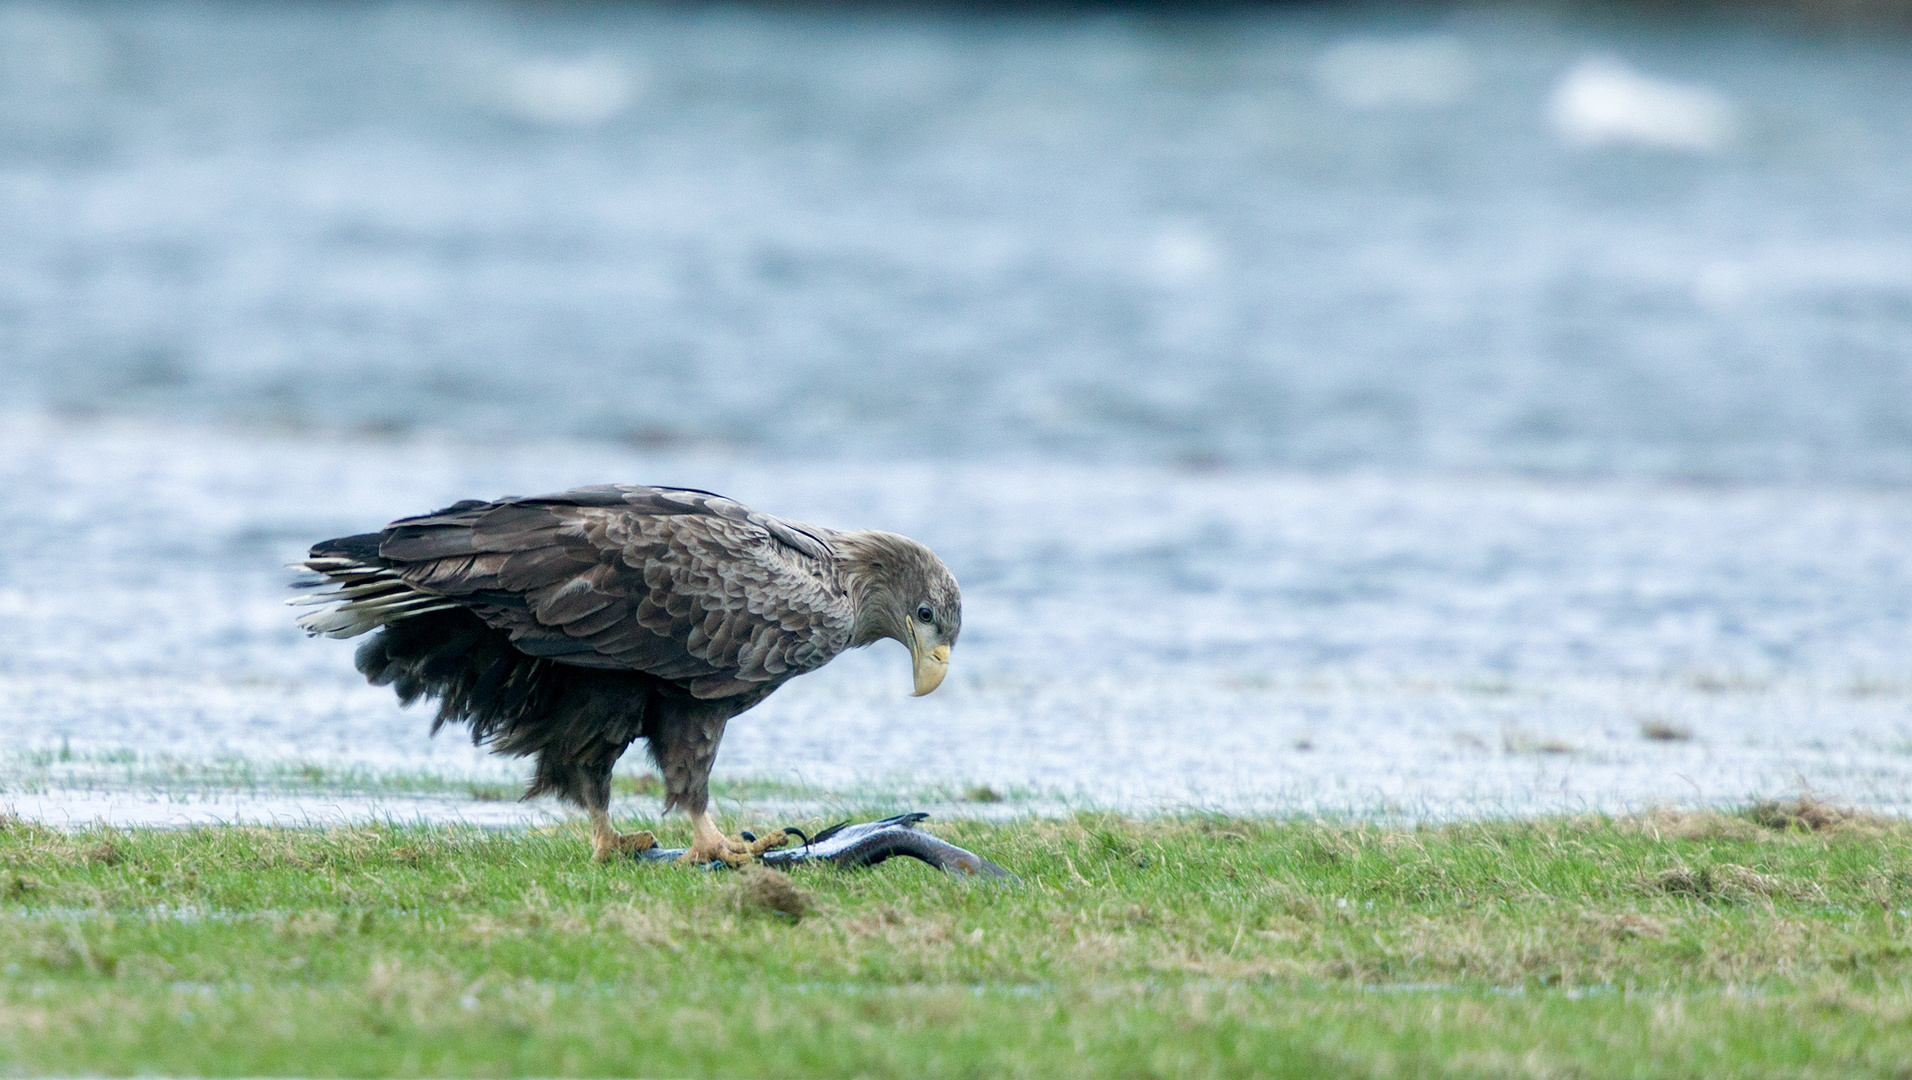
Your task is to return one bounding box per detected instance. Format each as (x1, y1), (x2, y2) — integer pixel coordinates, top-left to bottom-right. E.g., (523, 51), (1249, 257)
(837, 530), (962, 696)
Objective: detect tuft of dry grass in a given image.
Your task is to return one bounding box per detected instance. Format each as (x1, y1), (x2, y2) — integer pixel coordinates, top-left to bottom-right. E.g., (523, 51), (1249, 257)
(733, 866), (810, 922)
(1621, 797), (1909, 844)
(1749, 796), (1860, 833)
(1640, 862), (1818, 902)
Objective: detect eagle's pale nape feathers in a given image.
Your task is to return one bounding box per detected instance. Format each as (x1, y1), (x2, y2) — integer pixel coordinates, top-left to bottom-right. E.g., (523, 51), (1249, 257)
(291, 485), (961, 865)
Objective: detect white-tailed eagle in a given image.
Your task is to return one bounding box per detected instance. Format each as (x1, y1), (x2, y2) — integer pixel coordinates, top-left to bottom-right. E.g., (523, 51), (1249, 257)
(292, 485), (960, 865)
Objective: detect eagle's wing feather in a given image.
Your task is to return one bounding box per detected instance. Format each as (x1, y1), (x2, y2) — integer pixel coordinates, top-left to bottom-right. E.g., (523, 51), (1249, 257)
(375, 486), (853, 698)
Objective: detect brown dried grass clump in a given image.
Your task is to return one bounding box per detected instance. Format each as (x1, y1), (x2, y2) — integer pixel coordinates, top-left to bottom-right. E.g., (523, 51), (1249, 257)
(1621, 797), (1904, 843)
(1641, 862), (1817, 902)
(1749, 797), (1855, 833)
(733, 866), (809, 922)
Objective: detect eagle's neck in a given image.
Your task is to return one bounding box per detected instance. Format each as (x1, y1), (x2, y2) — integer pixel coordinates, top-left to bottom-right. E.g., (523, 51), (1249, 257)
(834, 530), (915, 648)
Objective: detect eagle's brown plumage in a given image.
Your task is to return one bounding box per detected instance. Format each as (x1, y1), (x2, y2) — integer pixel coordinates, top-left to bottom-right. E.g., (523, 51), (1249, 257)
(292, 485), (961, 863)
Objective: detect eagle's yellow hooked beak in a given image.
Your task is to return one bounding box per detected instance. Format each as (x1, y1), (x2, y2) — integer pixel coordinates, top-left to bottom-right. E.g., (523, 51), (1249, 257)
(909, 626), (950, 697)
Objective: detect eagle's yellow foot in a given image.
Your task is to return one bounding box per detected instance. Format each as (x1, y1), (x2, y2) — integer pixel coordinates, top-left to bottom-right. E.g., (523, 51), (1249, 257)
(593, 829), (657, 862)
(733, 829), (791, 857)
(676, 812), (789, 866)
(676, 836), (751, 867)
(589, 809), (656, 863)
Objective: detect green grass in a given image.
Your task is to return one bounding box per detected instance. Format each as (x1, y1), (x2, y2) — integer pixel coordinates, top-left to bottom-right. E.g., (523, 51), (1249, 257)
(4, 804), (1912, 1078)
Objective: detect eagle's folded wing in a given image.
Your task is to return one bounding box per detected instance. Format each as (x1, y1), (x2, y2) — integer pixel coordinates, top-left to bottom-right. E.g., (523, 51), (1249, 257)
(374, 486), (855, 699)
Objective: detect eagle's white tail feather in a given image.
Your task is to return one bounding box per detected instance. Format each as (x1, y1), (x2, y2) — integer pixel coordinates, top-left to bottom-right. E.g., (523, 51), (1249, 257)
(285, 579), (414, 607)
(353, 594), (456, 616)
(294, 556), (457, 639)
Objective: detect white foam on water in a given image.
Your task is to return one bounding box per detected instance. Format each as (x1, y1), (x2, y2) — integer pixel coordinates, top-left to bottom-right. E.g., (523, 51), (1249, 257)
(1549, 56), (1738, 152)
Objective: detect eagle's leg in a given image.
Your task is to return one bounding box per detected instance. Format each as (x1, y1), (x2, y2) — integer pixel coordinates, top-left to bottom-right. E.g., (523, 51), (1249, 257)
(529, 731), (655, 863)
(650, 696), (788, 866)
(579, 762), (655, 863)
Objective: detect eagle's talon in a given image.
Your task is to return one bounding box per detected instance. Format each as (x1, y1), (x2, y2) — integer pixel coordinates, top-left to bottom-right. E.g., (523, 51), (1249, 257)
(592, 828), (657, 863)
(750, 828), (791, 855)
(677, 840), (750, 867)
(670, 828), (791, 867)
(727, 829), (790, 856)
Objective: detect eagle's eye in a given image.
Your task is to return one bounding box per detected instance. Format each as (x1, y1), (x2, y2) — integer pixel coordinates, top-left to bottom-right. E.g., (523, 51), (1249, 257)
(915, 604), (935, 624)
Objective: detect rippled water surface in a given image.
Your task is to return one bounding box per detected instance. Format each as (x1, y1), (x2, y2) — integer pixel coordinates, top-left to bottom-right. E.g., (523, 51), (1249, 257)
(2, 2), (1910, 478)
(1, 2), (1909, 823)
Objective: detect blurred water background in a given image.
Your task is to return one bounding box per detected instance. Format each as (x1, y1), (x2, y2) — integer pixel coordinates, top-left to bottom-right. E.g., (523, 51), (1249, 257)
(2, 1), (1910, 824)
